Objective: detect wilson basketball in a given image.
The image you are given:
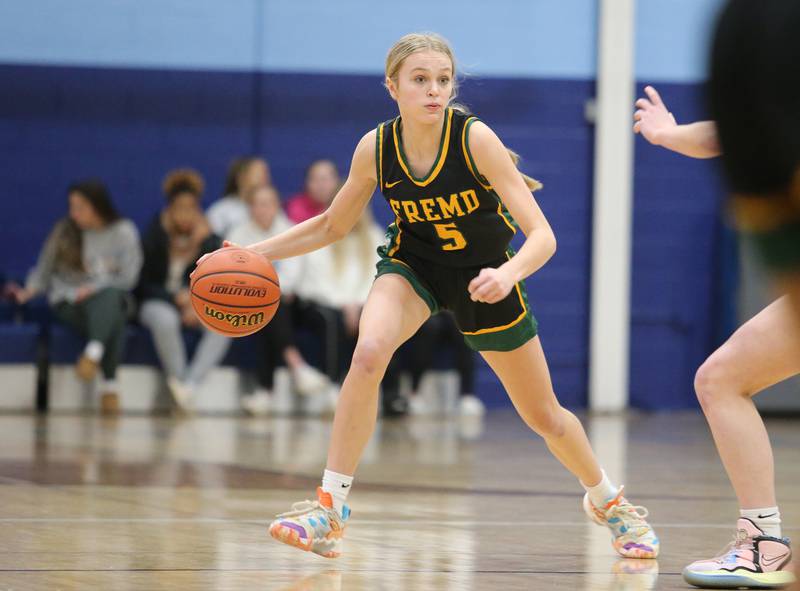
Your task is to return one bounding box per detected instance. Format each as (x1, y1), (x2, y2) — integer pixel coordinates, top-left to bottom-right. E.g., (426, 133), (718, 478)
(190, 247), (280, 337)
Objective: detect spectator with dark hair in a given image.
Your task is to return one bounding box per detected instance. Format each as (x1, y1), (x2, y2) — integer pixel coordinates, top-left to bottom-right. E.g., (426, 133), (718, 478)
(137, 169), (230, 411)
(10, 180), (142, 415)
(207, 157), (271, 237)
(227, 185), (330, 415)
(285, 159), (340, 224)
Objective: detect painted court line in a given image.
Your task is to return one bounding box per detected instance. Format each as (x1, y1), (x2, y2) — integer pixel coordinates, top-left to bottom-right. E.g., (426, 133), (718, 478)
(0, 517), (741, 528)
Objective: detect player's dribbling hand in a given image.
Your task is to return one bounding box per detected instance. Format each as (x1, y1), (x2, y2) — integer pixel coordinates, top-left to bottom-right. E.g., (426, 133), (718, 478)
(633, 86), (676, 145)
(191, 241), (240, 279)
(468, 267), (514, 304)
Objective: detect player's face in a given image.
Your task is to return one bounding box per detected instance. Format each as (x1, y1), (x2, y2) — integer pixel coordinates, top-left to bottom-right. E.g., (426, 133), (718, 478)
(68, 191), (103, 230)
(169, 193), (202, 234)
(391, 51), (453, 122)
(250, 186), (279, 230)
(306, 161), (339, 205)
(237, 160), (270, 198)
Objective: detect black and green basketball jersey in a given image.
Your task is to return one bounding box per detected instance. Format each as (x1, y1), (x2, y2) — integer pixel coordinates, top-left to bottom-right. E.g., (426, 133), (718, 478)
(376, 107), (517, 267)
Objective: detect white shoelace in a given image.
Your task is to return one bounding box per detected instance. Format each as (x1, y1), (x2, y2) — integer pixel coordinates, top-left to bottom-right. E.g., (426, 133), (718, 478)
(276, 499), (323, 519)
(607, 501), (651, 535)
(714, 528), (754, 564)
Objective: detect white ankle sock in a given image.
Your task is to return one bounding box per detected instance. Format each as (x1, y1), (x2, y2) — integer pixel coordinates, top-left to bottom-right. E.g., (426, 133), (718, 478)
(740, 507), (782, 538)
(84, 340), (104, 362)
(582, 470), (619, 509)
(322, 469), (353, 516)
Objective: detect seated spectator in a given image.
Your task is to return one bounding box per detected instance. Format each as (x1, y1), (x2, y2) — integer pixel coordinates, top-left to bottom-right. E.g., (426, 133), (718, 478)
(136, 169), (230, 411)
(405, 312), (486, 417)
(9, 180), (142, 415)
(292, 206), (384, 384)
(285, 159), (340, 224)
(227, 185), (330, 415)
(207, 157), (270, 237)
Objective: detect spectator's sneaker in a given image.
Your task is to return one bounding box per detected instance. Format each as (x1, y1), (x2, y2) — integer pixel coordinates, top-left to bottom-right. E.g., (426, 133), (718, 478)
(583, 486), (660, 558)
(458, 394), (486, 417)
(292, 365), (330, 396)
(269, 488), (349, 558)
(76, 355), (99, 382)
(166, 377), (193, 412)
(683, 518), (795, 589)
(241, 390), (271, 417)
(99, 392), (120, 417)
(408, 394), (435, 416)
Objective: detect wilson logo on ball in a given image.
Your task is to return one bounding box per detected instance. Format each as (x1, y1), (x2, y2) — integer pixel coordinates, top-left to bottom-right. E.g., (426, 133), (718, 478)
(203, 305), (265, 328)
(209, 283), (268, 298)
(190, 246), (280, 337)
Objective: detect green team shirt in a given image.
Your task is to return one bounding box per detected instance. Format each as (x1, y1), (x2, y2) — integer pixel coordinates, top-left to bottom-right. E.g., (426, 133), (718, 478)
(376, 107), (517, 268)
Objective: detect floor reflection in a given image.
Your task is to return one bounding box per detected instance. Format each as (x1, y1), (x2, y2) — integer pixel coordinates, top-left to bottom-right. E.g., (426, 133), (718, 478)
(0, 411), (797, 590)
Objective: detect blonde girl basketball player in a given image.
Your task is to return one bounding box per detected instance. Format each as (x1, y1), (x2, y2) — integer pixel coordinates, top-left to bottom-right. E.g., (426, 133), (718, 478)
(199, 33), (659, 560)
(636, 85), (794, 589)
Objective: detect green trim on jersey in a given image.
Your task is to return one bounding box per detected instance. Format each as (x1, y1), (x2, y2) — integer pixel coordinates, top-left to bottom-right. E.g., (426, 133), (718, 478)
(393, 108), (453, 185)
(462, 117), (492, 189)
(375, 123), (384, 190)
(463, 117), (517, 232)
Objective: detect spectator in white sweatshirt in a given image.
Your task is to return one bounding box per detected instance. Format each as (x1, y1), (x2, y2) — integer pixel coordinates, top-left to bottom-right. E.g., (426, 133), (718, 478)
(291, 206), (384, 383)
(227, 185), (330, 415)
(207, 156), (271, 237)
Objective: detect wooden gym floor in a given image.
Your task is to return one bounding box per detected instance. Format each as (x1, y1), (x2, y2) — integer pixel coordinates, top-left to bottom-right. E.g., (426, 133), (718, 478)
(0, 410), (797, 590)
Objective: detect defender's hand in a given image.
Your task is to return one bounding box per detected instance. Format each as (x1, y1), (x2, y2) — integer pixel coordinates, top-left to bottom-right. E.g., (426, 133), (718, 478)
(633, 86), (677, 145)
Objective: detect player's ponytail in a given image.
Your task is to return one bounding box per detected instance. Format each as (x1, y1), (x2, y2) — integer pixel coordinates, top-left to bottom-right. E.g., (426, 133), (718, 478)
(506, 148), (543, 193)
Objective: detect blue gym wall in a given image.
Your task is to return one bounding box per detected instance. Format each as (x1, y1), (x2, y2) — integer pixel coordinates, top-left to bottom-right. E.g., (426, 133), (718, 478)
(0, 0), (727, 409)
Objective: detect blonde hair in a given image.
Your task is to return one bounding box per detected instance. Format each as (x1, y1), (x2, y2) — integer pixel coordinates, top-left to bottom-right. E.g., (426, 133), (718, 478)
(385, 32), (542, 193)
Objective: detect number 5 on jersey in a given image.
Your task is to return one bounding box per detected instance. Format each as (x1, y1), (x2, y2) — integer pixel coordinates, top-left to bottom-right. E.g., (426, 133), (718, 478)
(434, 222), (467, 251)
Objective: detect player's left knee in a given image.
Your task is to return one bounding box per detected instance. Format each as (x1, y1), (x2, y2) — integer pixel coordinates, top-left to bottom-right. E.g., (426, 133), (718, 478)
(527, 404), (566, 439)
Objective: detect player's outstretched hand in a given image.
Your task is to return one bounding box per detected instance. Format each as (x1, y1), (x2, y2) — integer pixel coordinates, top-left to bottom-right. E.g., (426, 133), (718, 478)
(191, 241), (240, 279)
(633, 86), (676, 146)
(468, 267), (514, 304)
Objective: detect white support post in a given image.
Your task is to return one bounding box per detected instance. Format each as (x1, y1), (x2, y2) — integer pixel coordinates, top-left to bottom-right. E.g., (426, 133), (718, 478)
(589, 0), (636, 412)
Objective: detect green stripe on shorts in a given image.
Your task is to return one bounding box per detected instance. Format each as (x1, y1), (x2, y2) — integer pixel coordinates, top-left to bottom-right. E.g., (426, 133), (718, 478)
(375, 255), (439, 314)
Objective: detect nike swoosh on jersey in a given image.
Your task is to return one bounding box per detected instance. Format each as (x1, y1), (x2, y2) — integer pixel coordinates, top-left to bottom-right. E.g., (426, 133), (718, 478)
(384, 179), (403, 189)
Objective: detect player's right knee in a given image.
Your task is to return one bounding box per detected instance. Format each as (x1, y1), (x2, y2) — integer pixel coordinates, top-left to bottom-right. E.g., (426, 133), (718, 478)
(351, 337), (392, 376)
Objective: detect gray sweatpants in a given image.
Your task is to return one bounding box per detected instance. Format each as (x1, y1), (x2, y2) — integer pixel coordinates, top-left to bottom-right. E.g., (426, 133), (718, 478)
(139, 299), (232, 387)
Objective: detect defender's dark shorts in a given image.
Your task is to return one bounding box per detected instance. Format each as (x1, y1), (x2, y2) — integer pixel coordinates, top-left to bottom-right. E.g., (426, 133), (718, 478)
(375, 247), (538, 352)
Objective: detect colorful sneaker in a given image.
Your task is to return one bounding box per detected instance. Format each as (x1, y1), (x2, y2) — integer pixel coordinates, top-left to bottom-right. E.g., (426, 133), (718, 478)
(583, 486), (660, 558)
(269, 488), (349, 558)
(683, 518), (795, 589)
